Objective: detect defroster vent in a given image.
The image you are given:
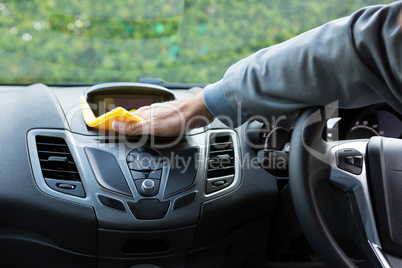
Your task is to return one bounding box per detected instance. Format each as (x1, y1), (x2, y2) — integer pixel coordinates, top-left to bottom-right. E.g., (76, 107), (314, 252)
(35, 136), (85, 198)
(206, 134), (235, 194)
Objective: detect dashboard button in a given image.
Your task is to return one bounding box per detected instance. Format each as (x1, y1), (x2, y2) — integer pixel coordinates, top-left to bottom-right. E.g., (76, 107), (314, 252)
(148, 169), (162, 179)
(354, 155), (363, 167)
(206, 175), (234, 194)
(336, 149), (363, 175)
(345, 156), (355, 165)
(134, 179), (160, 197)
(137, 153), (153, 168)
(57, 183), (76, 190)
(212, 180), (225, 186)
(127, 149), (163, 171)
(130, 170), (146, 180)
(141, 179), (155, 194)
(45, 178), (86, 198)
(127, 154), (135, 163)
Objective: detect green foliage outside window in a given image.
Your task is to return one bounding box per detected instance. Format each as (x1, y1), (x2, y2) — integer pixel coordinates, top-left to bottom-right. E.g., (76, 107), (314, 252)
(0, 0), (395, 84)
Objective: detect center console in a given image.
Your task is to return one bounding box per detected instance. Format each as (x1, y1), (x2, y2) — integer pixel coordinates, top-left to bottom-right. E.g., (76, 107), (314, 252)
(26, 83), (274, 267)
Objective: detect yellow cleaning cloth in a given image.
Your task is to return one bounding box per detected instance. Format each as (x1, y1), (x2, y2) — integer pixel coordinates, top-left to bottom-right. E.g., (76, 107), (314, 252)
(81, 95), (143, 130)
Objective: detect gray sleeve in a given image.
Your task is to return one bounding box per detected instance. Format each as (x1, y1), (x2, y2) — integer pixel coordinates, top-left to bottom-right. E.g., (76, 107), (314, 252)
(206, 2), (402, 126)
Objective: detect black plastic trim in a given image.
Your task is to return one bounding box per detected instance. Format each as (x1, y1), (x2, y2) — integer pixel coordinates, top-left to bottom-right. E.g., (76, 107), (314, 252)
(98, 194), (126, 211)
(128, 199), (170, 220)
(85, 147), (132, 197)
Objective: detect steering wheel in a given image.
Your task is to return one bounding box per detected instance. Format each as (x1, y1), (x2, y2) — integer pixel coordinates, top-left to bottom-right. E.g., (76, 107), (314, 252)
(289, 106), (402, 268)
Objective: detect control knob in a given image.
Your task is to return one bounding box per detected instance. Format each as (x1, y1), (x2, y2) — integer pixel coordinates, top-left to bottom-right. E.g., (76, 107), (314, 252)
(141, 179), (155, 194)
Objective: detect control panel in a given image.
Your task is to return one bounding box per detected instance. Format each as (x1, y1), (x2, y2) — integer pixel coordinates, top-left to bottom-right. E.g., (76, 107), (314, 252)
(28, 129), (241, 230)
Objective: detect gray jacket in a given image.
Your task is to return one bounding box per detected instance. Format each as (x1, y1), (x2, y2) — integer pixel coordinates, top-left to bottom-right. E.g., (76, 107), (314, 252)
(203, 1), (402, 127)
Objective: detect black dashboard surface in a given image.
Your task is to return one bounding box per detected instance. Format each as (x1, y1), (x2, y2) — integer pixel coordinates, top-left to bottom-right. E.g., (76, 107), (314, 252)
(0, 82), (399, 267)
(0, 83), (277, 267)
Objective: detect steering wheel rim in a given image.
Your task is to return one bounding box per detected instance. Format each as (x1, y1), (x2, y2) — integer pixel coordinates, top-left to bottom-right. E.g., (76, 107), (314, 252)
(289, 106), (356, 267)
(288, 106), (400, 268)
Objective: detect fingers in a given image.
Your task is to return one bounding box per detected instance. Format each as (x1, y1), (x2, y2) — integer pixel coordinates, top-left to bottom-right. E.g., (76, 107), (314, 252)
(112, 120), (149, 135)
(398, 9), (402, 32)
(112, 91), (214, 137)
(131, 106), (150, 121)
(134, 105), (151, 115)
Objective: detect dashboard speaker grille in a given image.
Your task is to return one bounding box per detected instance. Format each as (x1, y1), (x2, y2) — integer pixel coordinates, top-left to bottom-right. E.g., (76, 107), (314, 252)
(36, 136), (81, 181)
(207, 135), (235, 178)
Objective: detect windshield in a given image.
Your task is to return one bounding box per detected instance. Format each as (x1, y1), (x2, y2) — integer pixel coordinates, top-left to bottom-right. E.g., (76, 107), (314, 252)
(0, 0), (395, 84)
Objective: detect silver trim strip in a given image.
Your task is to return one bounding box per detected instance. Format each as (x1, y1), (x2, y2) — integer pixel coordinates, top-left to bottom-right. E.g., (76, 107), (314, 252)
(368, 241), (391, 268)
(330, 140), (380, 245)
(329, 140), (391, 267)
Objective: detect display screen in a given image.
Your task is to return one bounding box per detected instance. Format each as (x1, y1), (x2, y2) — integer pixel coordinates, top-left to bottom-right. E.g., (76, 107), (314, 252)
(93, 95), (162, 116)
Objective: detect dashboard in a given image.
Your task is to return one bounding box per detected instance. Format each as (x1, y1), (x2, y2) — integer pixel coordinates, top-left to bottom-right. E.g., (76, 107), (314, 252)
(0, 82), (400, 267)
(0, 83), (276, 268)
(254, 103), (401, 153)
(334, 104), (402, 140)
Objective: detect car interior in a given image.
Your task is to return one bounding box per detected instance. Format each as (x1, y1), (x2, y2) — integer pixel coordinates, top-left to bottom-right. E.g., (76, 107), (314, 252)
(1, 80), (401, 267)
(0, 1), (401, 267)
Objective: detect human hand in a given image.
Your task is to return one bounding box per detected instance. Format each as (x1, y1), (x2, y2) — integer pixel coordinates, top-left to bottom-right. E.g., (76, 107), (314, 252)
(112, 92), (215, 137)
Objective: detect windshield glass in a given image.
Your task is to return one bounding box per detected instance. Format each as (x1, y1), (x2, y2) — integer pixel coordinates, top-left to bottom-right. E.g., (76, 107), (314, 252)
(0, 0), (394, 84)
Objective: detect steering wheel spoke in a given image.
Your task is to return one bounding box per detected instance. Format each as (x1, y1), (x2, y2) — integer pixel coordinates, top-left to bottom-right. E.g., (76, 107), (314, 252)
(329, 140), (390, 268)
(289, 107), (399, 268)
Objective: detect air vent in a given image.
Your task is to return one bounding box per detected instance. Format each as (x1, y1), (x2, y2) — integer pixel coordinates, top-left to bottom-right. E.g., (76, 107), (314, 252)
(35, 136), (85, 197)
(206, 134), (235, 194)
(208, 135), (235, 178)
(36, 136), (81, 181)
